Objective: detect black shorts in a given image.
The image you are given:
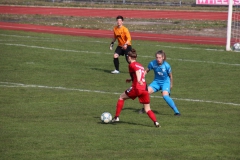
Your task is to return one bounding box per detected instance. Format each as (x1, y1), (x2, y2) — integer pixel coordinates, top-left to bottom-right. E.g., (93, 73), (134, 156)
(115, 45), (132, 56)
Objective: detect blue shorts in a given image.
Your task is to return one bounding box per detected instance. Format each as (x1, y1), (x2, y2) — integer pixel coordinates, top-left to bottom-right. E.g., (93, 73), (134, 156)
(149, 81), (171, 93)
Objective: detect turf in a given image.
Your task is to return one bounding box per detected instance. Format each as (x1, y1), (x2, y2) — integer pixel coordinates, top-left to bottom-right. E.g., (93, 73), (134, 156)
(0, 29), (240, 160)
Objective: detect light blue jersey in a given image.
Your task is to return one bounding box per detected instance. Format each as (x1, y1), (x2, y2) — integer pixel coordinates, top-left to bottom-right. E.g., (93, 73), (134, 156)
(147, 59), (180, 115)
(148, 60), (171, 84)
(148, 60), (171, 93)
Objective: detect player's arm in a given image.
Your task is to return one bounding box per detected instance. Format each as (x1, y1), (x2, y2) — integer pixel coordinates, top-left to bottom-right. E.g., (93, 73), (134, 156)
(169, 72), (173, 89)
(126, 78), (131, 83)
(136, 70), (143, 85)
(144, 68), (150, 76)
(110, 28), (117, 50)
(111, 37), (116, 43)
(125, 28), (131, 45)
(122, 40), (129, 49)
(110, 37), (116, 50)
(122, 28), (131, 49)
(145, 62), (153, 76)
(166, 64), (173, 88)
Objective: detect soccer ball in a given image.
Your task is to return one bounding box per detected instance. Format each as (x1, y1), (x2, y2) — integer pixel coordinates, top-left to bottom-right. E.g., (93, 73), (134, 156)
(232, 43), (240, 51)
(100, 112), (112, 123)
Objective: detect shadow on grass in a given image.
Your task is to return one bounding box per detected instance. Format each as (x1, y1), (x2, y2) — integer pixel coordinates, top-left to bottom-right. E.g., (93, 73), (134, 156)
(122, 107), (168, 115)
(94, 112), (163, 128)
(90, 68), (128, 74)
(96, 118), (154, 128)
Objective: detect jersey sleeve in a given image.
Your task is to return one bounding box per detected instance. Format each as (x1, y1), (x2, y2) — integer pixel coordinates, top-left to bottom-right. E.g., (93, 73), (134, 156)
(148, 61), (153, 70)
(166, 62), (172, 74)
(113, 27), (117, 39)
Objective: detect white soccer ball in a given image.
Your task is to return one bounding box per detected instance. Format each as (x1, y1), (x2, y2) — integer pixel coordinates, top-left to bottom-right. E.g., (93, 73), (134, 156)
(100, 112), (112, 123)
(232, 43), (240, 51)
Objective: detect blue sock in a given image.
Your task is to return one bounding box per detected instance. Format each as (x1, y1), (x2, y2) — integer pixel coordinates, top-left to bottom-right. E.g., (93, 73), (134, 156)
(163, 95), (180, 114)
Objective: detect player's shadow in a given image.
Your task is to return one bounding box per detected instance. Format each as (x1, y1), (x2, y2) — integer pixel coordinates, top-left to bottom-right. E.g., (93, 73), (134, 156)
(90, 68), (111, 73)
(111, 121), (154, 128)
(122, 107), (162, 115)
(94, 116), (155, 127)
(90, 68), (128, 74)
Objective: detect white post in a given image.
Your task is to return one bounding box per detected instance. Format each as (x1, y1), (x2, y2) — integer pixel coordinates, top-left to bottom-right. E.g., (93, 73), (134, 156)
(226, 0), (233, 51)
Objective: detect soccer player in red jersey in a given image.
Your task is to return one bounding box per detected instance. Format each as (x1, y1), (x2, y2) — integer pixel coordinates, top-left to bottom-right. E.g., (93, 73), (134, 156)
(112, 48), (160, 127)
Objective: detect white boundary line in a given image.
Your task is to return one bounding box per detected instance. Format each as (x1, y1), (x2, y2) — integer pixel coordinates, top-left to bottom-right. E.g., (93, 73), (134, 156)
(1, 42), (239, 66)
(0, 82), (240, 106)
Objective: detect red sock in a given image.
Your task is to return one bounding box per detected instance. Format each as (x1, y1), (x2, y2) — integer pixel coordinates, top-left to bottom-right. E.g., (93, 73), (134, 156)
(115, 99), (124, 117)
(147, 110), (157, 122)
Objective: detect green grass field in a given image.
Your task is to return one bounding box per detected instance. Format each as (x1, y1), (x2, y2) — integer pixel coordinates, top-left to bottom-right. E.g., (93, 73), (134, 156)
(0, 29), (240, 160)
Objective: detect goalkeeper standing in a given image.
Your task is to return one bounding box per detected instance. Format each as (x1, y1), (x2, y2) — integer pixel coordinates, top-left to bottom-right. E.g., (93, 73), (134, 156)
(109, 15), (132, 74)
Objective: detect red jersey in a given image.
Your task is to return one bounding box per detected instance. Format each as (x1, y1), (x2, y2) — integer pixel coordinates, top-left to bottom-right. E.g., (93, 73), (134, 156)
(129, 61), (147, 90)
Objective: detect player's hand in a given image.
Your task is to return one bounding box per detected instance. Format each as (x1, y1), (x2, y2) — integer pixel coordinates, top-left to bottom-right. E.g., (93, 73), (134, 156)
(126, 79), (131, 83)
(110, 42), (114, 50)
(138, 81), (143, 85)
(144, 70), (147, 76)
(122, 44), (127, 50)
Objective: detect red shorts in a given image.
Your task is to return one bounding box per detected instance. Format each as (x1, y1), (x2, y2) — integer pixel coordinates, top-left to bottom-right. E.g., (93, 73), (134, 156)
(125, 87), (150, 104)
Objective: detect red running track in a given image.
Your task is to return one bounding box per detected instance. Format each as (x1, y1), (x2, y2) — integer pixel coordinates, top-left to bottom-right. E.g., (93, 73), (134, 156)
(0, 22), (226, 45)
(0, 6), (227, 45)
(0, 6), (228, 20)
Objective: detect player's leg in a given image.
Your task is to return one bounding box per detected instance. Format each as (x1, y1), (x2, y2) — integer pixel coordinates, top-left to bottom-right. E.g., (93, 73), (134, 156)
(139, 90), (160, 127)
(111, 46), (122, 74)
(139, 82), (158, 114)
(144, 104), (160, 127)
(112, 87), (135, 122)
(162, 83), (181, 116)
(148, 86), (155, 94)
(124, 45), (132, 64)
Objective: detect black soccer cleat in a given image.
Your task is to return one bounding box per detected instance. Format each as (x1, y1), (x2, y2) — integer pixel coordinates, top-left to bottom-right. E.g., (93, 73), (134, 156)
(138, 108), (145, 114)
(174, 113), (181, 116)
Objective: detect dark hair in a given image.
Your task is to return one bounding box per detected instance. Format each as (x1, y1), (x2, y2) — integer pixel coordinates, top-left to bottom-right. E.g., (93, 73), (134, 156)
(116, 15), (124, 21)
(156, 50), (166, 60)
(128, 48), (137, 58)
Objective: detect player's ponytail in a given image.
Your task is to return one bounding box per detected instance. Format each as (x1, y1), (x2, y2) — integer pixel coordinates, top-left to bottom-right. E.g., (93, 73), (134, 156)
(128, 48), (137, 58)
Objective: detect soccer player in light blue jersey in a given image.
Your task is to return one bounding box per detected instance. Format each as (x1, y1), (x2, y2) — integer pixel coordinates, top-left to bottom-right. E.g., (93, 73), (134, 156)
(139, 50), (181, 116)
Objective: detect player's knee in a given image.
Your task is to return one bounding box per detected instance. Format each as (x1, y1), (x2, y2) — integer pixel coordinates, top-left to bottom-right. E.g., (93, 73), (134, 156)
(144, 104), (151, 113)
(119, 92), (129, 100)
(113, 54), (119, 58)
(148, 87), (154, 94)
(162, 91), (169, 96)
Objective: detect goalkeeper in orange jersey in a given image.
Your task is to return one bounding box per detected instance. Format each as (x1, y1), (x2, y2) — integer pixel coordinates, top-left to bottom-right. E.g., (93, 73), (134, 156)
(109, 15), (132, 74)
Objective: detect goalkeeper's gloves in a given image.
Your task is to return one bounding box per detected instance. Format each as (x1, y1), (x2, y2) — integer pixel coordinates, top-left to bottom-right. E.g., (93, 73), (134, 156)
(110, 42), (114, 50)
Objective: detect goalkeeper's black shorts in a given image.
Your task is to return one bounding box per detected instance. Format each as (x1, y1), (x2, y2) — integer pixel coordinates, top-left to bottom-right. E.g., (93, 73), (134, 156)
(115, 45), (132, 56)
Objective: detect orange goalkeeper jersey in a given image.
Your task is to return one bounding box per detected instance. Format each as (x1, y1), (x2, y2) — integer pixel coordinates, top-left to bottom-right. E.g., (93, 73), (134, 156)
(113, 25), (131, 46)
